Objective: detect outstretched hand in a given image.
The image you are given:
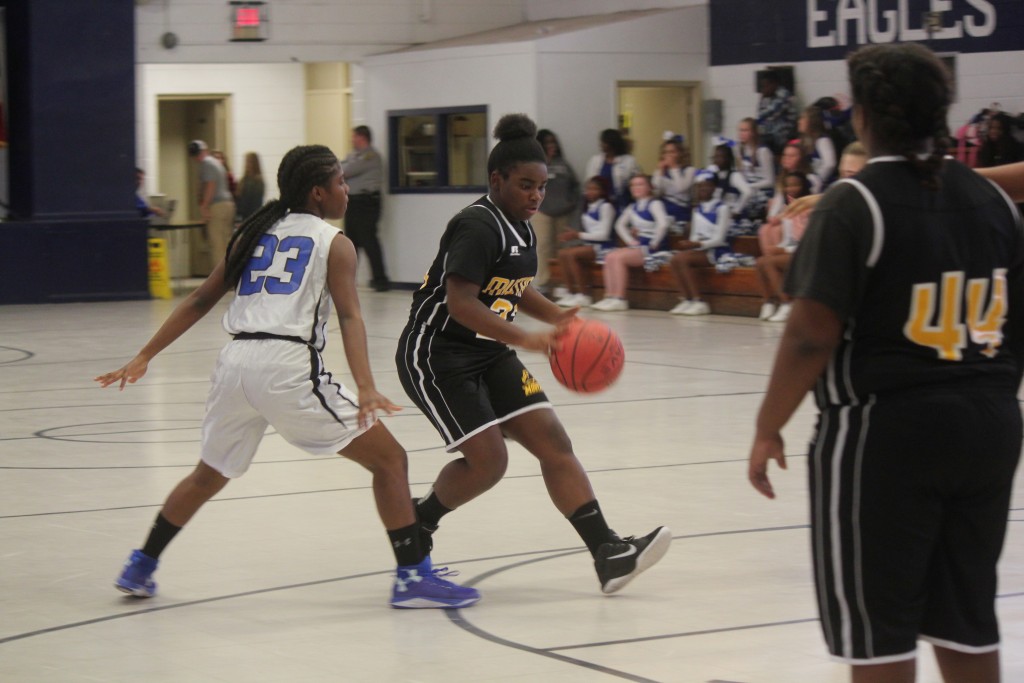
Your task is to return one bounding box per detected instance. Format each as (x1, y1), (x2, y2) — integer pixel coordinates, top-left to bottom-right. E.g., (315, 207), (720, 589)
(94, 356), (150, 391)
(357, 388), (402, 430)
(781, 194), (822, 220)
(748, 431), (787, 499)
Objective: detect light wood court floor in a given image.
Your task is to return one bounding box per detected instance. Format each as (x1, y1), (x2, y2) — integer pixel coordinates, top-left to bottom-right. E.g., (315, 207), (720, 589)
(2, 290), (1022, 682)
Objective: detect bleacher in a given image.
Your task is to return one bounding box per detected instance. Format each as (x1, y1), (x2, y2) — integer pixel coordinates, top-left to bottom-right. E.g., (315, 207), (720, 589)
(548, 235), (764, 317)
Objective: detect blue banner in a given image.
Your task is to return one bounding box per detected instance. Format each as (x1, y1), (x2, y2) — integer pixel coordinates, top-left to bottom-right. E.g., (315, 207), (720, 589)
(710, 0), (1024, 66)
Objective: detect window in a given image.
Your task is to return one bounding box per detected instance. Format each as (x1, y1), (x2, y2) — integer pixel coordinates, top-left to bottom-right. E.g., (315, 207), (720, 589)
(388, 106), (488, 193)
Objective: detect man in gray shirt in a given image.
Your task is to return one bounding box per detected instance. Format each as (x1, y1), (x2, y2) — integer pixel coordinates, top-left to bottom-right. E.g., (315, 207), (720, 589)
(341, 126), (390, 291)
(188, 140), (236, 272)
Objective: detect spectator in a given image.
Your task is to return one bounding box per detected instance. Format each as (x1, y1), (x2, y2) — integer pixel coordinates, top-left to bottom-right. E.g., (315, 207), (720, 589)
(798, 105), (838, 186)
(534, 129), (580, 295)
(210, 150), (237, 196)
(585, 128), (641, 211)
(735, 117), (776, 221)
(756, 70), (797, 156)
(837, 140), (868, 179)
(777, 141), (870, 222)
(188, 140), (236, 270)
(709, 141), (754, 234)
(555, 176), (617, 308)
(978, 112), (1024, 168)
(754, 171), (813, 322)
(341, 125), (390, 291)
(651, 137), (696, 230)
(135, 167), (165, 219)
(590, 175), (671, 312)
(667, 169), (731, 316)
(234, 152), (265, 224)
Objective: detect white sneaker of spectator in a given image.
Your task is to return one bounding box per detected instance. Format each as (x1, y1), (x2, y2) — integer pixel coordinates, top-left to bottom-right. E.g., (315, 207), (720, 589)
(669, 300), (693, 315)
(759, 302), (777, 320)
(593, 297), (628, 312)
(555, 292), (580, 307)
(683, 300), (710, 316)
(767, 302), (792, 322)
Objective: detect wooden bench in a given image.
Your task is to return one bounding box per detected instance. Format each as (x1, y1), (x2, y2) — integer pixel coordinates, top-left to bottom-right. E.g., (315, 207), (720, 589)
(549, 236), (764, 317)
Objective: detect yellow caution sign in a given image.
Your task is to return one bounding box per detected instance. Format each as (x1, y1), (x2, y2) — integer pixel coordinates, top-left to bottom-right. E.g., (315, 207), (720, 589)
(147, 237), (172, 299)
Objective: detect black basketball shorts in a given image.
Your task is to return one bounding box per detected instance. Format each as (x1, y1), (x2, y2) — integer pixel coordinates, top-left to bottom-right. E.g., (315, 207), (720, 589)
(396, 327), (552, 452)
(809, 387), (1021, 664)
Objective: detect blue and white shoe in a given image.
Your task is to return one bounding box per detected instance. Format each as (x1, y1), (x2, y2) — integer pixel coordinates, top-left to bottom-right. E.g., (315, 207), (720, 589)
(390, 557), (480, 609)
(115, 549), (158, 598)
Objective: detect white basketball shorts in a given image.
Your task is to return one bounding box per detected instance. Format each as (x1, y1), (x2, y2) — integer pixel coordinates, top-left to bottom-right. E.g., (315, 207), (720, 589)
(200, 338), (372, 477)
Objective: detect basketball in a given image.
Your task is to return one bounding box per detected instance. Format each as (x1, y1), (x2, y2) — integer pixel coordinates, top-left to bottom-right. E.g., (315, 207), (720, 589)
(549, 318), (625, 394)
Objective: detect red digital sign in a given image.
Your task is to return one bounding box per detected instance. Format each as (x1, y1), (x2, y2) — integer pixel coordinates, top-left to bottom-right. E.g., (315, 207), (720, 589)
(234, 8), (260, 28)
(230, 2), (267, 42)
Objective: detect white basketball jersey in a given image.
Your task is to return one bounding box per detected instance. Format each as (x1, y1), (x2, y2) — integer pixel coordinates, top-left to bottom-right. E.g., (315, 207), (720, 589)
(222, 212), (340, 350)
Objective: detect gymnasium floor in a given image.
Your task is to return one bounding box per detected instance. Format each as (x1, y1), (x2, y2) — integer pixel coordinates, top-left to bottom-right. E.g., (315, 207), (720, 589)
(2, 288), (1023, 683)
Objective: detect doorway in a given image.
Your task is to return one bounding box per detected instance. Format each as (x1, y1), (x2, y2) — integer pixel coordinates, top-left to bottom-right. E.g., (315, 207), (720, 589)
(617, 83), (702, 172)
(157, 95), (231, 276)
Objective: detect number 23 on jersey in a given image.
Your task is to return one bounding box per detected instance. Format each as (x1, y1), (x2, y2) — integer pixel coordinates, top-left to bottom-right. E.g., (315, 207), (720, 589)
(238, 234), (314, 296)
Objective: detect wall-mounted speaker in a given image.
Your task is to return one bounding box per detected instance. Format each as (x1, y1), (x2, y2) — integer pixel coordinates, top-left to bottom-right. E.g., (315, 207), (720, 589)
(702, 99), (723, 134)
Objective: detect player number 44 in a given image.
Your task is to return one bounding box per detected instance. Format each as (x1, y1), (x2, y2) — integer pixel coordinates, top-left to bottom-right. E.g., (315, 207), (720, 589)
(903, 269), (1007, 361)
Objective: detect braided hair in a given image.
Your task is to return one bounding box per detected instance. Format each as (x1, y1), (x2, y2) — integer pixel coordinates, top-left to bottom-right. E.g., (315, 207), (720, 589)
(488, 114), (546, 178)
(224, 145), (339, 286)
(847, 43), (952, 190)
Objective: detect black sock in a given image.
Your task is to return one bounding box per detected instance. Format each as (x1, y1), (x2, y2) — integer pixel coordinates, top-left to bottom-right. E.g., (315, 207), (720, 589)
(569, 500), (614, 558)
(387, 522), (425, 567)
(415, 490), (452, 528)
(140, 513), (182, 560)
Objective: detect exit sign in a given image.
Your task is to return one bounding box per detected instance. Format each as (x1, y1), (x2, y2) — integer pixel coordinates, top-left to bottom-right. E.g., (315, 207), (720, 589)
(230, 1), (268, 42)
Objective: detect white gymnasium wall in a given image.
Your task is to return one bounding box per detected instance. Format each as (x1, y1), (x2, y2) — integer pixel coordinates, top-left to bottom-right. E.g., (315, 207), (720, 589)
(707, 49), (1024, 152)
(361, 44), (538, 284)
(535, 6), (708, 178)
(135, 0), (527, 64)
(137, 63), (306, 196)
(363, 6), (708, 285)
(526, 0), (704, 22)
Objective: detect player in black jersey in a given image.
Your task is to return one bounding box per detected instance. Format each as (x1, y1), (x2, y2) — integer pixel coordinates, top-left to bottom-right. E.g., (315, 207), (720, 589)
(747, 44), (1024, 683)
(396, 113), (670, 595)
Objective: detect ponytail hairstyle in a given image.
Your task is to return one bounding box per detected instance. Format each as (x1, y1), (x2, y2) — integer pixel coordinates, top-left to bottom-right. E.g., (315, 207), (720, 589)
(487, 114), (547, 178)
(847, 43), (951, 190)
(224, 144), (340, 286)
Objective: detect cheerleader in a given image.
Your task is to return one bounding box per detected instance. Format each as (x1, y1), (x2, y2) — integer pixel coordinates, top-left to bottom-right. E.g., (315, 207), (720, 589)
(667, 169), (732, 315)
(555, 176), (617, 308)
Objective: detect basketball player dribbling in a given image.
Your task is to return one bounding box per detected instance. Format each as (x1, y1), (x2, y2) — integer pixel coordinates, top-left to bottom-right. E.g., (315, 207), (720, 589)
(395, 113), (671, 595)
(748, 44), (1024, 683)
(97, 145), (478, 609)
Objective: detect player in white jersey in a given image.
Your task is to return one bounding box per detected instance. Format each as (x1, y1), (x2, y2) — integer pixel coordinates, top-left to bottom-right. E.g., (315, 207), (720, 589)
(96, 145), (478, 609)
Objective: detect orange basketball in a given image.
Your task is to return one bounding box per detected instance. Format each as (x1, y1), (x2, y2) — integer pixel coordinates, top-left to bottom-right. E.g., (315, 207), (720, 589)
(549, 318), (625, 394)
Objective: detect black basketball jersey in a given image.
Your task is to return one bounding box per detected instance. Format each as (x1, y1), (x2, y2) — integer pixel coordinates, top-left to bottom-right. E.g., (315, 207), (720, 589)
(407, 195), (538, 347)
(785, 157), (1024, 406)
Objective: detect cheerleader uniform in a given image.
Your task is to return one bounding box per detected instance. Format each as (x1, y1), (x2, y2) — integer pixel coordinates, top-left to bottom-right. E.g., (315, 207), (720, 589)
(579, 198), (617, 262)
(688, 197), (732, 264)
(652, 165), (697, 229)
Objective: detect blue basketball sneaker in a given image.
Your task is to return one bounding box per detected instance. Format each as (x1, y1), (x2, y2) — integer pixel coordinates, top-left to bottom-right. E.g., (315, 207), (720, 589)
(390, 557), (480, 609)
(115, 549), (158, 598)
